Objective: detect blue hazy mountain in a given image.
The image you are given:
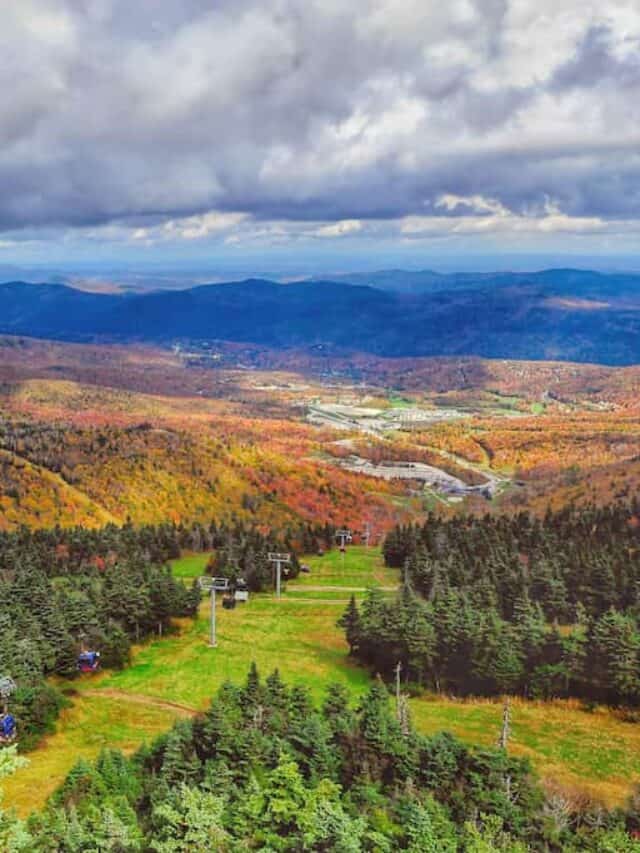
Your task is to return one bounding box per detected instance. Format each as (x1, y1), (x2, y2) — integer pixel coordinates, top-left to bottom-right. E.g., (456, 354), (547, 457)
(1, 270), (638, 365)
(325, 267), (640, 299)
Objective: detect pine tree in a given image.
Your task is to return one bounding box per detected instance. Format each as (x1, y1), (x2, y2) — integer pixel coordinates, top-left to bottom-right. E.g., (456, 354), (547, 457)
(161, 723), (200, 786)
(337, 596), (362, 655)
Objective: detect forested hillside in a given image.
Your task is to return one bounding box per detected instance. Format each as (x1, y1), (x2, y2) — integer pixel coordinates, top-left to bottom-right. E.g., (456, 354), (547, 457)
(2, 667), (638, 851)
(0, 414), (399, 533)
(343, 502), (640, 705)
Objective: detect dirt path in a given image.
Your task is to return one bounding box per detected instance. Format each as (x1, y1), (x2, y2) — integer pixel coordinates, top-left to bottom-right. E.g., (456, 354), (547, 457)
(291, 585), (398, 592)
(82, 688), (198, 718)
(281, 598), (354, 605)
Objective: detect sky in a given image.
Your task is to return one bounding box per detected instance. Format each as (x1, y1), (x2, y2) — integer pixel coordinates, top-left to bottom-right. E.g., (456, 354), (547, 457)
(1, 0), (640, 274)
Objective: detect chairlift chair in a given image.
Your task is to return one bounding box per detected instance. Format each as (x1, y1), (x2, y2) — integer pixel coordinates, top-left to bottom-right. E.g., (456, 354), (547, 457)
(336, 530), (352, 552)
(77, 650), (101, 673)
(234, 577), (249, 602)
(0, 713), (16, 744)
(222, 592), (236, 610)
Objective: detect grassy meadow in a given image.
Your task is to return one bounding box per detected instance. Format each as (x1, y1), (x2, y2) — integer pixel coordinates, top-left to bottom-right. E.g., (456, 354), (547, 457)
(169, 551), (212, 580)
(4, 546), (640, 815)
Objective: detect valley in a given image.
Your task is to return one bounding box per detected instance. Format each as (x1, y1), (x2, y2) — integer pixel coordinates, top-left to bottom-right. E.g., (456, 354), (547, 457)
(1, 335), (639, 526)
(2, 333), (640, 849)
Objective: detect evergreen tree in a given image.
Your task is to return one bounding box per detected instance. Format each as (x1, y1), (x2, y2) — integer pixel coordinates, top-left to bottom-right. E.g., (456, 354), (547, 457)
(337, 595), (362, 655)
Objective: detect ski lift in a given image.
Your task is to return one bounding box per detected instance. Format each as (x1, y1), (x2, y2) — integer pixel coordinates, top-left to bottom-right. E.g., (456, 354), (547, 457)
(222, 592), (236, 610)
(0, 713), (16, 744)
(0, 676), (16, 701)
(77, 650), (101, 673)
(234, 578), (249, 603)
(336, 529), (353, 552)
(0, 676), (17, 744)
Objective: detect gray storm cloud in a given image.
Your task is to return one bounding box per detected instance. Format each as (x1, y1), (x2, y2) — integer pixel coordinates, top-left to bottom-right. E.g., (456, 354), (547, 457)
(1, 0), (639, 236)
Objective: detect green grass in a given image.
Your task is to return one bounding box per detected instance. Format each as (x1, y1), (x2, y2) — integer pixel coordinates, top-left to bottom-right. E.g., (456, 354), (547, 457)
(410, 696), (640, 806)
(4, 693), (184, 818)
(97, 548), (394, 708)
(169, 552), (212, 579)
(296, 546), (398, 589)
(97, 597), (370, 708)
(283, 589), (392, 602)
(5, 546), (640, 815)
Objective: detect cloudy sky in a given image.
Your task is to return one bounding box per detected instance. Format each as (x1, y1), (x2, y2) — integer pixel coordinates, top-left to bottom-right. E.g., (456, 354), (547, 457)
(2, 0), (640, 272)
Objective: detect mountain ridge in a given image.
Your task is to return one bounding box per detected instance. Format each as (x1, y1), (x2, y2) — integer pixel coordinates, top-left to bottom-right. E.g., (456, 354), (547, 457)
(0, 271), (638, 365)
(320, 266), (640, 297)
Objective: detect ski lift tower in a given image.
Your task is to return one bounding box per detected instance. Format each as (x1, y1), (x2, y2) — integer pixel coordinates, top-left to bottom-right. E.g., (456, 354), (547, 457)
(198, 576), (229, 647)
(0, 676), (16, 715)
(268, 552), (291, 600)
(336, 528), (353, 567)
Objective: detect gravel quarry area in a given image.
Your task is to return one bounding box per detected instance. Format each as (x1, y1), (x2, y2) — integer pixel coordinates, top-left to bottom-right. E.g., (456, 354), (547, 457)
(336, 454), (501, 497)
(308, 401), (507, 500)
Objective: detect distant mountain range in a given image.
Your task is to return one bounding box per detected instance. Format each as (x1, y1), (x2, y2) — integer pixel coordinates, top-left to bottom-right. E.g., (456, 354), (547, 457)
(323, 267), (640, 298)
(1, 269), (639, 365)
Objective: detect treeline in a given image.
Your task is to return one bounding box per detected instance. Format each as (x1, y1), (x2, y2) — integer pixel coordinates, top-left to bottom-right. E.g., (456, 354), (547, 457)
(0, 518), (336, 579)
(208, 528), (303, 591)
(343, 502), (640, 705)
(9, 666), (638, 851)
(384, 502), (640, 621)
